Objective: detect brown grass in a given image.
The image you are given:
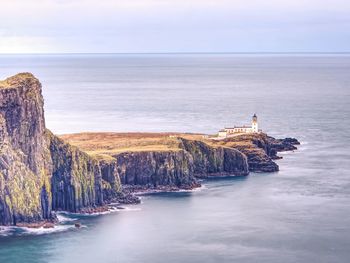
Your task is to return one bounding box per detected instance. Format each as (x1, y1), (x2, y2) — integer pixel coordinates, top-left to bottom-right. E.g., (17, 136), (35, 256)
(59, 132), (188, 158)
(0, 73), (36, 89)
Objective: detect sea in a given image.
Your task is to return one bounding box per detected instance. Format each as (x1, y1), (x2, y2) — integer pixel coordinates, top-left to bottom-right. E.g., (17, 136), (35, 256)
(0, 54), (349, 263)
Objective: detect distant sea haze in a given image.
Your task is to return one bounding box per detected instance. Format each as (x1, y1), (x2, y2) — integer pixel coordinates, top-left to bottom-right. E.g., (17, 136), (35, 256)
(0, 54), (350, 263)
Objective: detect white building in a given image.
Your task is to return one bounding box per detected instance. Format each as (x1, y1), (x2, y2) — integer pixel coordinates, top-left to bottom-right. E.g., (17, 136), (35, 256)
(218, 114), (259, 138)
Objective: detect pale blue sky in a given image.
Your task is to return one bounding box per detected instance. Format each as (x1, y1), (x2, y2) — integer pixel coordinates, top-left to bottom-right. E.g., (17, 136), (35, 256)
(0, 0), (349, 53)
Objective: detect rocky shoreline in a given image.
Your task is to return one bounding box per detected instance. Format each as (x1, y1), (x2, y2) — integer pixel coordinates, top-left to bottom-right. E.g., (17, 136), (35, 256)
(0, 73), (299, 227)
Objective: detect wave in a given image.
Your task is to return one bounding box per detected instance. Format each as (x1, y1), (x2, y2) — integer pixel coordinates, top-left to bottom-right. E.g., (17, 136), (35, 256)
(56, 213), (78, 223)
(178, 184), (208, 192)
(0, 226), (16, 237)
(0, 224), (79, 237)
(18, 225), (76, 236)
(134, 184), (207, 195)
(57, 205), (141, 217)
(85, 205), (141, 215)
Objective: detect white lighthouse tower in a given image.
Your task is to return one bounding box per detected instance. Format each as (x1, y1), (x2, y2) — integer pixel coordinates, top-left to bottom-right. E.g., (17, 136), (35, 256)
(252, 114), (258, 132)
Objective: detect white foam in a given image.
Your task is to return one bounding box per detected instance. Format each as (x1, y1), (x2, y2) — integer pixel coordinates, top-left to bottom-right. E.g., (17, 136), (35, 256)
(56, 213), (78, 222)
(0, 226), (15, 237)
(57, 210), (105, 217)
(57, 205), (141, 217)
(0, 224), (80, 236)
(178, 184), (208, 192)
(18, 225), (76, 235)
(91, 205), (141, 214)
(0, 206), (141, 237)
(84, 207), (120, 216)
(135, 185), (206, 195)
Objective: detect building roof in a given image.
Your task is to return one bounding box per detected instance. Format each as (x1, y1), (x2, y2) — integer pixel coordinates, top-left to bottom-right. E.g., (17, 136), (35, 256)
(225, 125), (252, 129)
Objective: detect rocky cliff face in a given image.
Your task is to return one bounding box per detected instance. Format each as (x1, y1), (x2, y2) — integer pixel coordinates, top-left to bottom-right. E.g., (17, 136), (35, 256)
(49, 132), (109, 213)
(0, 74), (52, 225)
(215, 133), (299, 172)
(105, 139), (249, 189)
(114, 150), (197, 188)
(179, 138), (249, 177)
(0, 73), (122, 225)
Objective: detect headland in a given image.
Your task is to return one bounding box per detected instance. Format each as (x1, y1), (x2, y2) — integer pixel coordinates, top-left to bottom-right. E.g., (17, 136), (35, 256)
(0, 73), (299, 227)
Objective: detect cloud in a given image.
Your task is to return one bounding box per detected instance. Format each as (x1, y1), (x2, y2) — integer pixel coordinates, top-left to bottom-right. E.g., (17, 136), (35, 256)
(0, 0), (349, 53)
(0, 36), (55, 53)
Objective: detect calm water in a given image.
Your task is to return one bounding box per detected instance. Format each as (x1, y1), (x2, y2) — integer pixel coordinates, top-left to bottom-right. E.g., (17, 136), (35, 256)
(0, 54), (350, 263)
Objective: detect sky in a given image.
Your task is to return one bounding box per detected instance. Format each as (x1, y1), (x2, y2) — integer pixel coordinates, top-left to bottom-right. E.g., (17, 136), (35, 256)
(0, 0), (349, 53)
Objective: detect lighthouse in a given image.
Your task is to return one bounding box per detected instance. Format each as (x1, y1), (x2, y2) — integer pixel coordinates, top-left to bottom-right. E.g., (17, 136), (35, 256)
(217, 114), (261, 138)
(252, 114), (258, 132)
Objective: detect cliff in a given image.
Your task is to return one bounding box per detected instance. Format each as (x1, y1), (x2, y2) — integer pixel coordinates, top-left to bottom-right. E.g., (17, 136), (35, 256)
(115, 151), (197, 188)
(0, 74), (52, 225)
(0, 73), (299, 226)
(60, 131), (298, 184)
(61, 133), (251, 189)
(0, 73), (122, 225)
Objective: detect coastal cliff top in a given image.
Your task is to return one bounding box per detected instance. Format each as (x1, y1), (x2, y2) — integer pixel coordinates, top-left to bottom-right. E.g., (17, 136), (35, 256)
(59, 132), (187, 160)
(59, 132), (267, 160)
(0, 73), (37, 89)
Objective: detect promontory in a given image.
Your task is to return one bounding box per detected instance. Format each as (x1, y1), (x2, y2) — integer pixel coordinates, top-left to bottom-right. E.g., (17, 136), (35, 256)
(0, 73), (299, 226)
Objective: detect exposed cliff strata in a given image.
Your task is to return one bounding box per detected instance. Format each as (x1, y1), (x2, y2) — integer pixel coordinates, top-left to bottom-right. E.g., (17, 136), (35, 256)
(113, 143), (248, 187)
(0, 73), (299, 226)
(0, 73), (122, 225)
(60, 133), (251, 188)
(0, 74), (52, 225)
(48, 132), (106, 212)
(179, 138), (249, 177)
(114, 151), (197, 188)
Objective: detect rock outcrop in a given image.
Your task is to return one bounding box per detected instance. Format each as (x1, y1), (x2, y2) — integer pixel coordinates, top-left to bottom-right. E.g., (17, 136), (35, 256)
(211, 133), (299, 172)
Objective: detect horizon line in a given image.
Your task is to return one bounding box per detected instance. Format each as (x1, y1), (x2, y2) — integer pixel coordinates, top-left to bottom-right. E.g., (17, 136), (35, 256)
(1, 51), (350, 55)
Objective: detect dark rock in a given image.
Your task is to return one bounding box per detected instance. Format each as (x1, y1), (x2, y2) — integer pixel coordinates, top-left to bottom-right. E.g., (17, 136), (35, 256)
(48, 132), (109, 213)
(114, 150), (197, 188)
(179, 138), (249, 177)
(115, 192), (141, 204)
(212, 133), (299, 173)
(267, 136), (300, 155)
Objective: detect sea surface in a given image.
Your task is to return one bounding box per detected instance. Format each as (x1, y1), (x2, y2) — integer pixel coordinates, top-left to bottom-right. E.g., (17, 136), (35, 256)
(0, 54), (350, 263)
